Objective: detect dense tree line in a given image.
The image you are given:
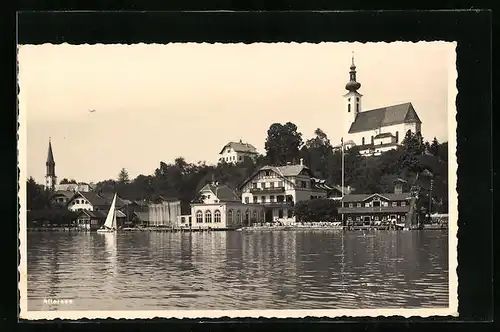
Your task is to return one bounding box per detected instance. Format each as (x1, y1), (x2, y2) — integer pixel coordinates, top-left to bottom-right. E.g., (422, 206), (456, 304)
(27, 122), (450, 216)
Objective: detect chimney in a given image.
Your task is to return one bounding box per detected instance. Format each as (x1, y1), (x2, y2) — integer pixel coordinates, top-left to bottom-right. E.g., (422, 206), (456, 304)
(299, 158), (304, 165)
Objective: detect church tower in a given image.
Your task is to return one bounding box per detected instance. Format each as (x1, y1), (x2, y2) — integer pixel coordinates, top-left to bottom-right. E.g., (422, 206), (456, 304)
(343, 53), (363, 135)
(45, 138), (57, 191)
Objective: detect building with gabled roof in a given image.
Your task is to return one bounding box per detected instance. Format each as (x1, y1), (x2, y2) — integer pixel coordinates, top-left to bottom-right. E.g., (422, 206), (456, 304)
(238, 159), (334, 224)
(333, 55), (423, 156)
(218, 139), (259, 164)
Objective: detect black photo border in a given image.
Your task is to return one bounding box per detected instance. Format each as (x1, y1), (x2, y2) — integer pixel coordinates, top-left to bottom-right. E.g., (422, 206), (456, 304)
(4, 6), (494, 332)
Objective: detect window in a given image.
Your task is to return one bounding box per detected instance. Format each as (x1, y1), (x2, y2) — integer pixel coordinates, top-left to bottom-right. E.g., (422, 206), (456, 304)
(270, 195), (275, 202)
(374, 216), (379, 221)
(356, 103), (359, 112)
(371, 136), (374, 144)
(204, 211), (211, 223)
(228, 210), (233, 224)
(236, 210), (241, 223)
(270, 182), (274, 188)
(245, 197), (250, 204)
(260, 210), (265, 222)
(310, 196), (314, 200)
(252, 183), (257, 189)
(357, 203), (361, 207)
(278, 209), (284, 218)
(196, 210), (203, 223)
(181, 217), (185, 223)
(287, 209), (293, 218)
(348, 104), (351, 113)
(253, 196), (258, 203)
(348, 98), (351, 102)
(365, 203), (370, 207)
(401, 201), (406, 207)
(401, 216), (406, 222)
(362, 137), (365, 145)
(278, 181), (283, 187)
(392, 202), (397, 207)
(396, 131), (399, 142)
(261, 196), (266, 203)
(265, 171), (270, 176)
(301, 181), (307, 188)
(349, 203), (354, 208)
(356, 97), (359, 102)
(261, 183), (266, 189)
(239, 156), (242, 160)
(214, 210), (221, 223)
(252, 211), (257, 222)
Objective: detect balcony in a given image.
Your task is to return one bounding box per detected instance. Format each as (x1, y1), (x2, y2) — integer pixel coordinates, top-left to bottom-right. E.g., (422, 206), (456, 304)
(255, 201), (293, 208)
(338, 206), (410, 214)
(250, 187), (285, 194)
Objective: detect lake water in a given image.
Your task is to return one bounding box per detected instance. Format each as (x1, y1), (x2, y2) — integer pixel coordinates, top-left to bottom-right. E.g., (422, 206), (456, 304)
(26, 230), (449, 311)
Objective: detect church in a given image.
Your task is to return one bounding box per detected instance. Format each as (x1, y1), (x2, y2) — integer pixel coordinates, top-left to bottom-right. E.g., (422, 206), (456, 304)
(334, 55), (423, 156)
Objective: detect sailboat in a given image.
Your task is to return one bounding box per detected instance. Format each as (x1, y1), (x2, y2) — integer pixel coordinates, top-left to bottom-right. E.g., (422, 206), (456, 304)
(97, 193), (118, 233)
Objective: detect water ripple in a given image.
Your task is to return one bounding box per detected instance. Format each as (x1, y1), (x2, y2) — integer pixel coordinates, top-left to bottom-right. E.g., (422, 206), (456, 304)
(27, 230), (449, 310)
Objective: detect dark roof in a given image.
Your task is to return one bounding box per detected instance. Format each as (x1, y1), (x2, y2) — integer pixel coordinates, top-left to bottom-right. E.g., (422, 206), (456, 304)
(219, 141), (258, 154)
(98, 192), (127, 207)
(239, 164), (313, 189)
(342, 192), (411, 203)
(50, 190), (75, 199)
(201, 183), (241, 202)
(77, 209), (126, 219)
(374, 132), (395, 139)
(69, 191), (108, 206)
(133, 212), (149, 221)
(46, 140), (55, 164)
(348, 102), (421, 134)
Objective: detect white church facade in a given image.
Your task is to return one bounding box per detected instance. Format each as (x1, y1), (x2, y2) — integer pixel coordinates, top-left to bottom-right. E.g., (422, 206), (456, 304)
(334, 56), (422, 156)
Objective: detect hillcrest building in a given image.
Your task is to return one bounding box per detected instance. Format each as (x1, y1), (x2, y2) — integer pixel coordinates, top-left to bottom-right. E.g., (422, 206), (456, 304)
(334, 55), (423, 156)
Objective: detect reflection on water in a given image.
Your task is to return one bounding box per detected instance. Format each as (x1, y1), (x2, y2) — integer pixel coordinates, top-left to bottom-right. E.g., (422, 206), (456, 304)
(26, 230), (449, 311)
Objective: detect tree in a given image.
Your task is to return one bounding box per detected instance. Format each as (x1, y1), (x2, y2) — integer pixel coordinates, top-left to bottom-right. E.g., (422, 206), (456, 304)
(293, 199), (341, 223)
(264, 122), (303, 166)
(401, 130), (426, 155)
(429, 137), (440, 156)
(26, 177), (51, 210)
(302, 128), (335, 180)
(60, 178), (77, 184)
(118, 168), (130, 184)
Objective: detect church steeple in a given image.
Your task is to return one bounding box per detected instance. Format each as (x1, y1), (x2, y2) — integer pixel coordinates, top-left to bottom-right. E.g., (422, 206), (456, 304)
(45, 138), (57, 191)
(343, 53), (363, 135)
(345, 53), (361, 92)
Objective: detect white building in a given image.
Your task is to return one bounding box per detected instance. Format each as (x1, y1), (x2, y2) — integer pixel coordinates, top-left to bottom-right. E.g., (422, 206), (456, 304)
(178, 182), (265, 229)
(238, 160), (332, 224)
(55, 182), (95, 192)
(218, 140), (258, 164)
(334, 56), (422, 156)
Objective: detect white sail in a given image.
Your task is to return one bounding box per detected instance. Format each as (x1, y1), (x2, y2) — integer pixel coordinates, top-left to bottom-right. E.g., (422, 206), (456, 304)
(103, 193), (117, 229)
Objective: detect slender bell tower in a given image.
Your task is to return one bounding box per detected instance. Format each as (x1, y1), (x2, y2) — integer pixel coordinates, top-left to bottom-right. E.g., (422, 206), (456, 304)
(45, 138), (57, 191)
(343, 53), (363, 136)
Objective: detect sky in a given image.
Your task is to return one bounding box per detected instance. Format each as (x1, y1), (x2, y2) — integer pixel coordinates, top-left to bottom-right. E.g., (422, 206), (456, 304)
(19, 42), (456, 184)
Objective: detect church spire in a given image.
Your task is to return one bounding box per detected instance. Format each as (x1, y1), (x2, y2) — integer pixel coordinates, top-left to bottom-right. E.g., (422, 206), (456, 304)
(345, 52), (361, 92)
(46, 137), (55, 168)
(45, 138), (57, 190)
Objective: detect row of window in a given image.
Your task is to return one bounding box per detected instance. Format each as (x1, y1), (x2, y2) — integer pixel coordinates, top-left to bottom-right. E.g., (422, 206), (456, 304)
(252, 181), (284, 189)
(347, 201), (407, 208)
(195, 210), (222, 223)
(244, 195), (290, 204)
(71, 199), (90, 205)
(222, 155), (243, 162)
(347, 215), (406, 222)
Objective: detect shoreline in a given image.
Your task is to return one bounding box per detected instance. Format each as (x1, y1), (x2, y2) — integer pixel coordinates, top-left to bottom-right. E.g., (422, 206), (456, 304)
(26, 224), (448, 233)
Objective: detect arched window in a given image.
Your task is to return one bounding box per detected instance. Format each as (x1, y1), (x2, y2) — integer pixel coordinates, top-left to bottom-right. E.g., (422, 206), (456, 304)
(356, 97), (359, 102)
(227, 209), (233, 224)
(252, 210), (257, 222)
(260, 210), (265, 222)
(348, 104), (351, 113)
(395, 131), (399, 143)
(196, 210), (203, 223)
(371, 136), (374, 144)
(205, 210), (212, 223)
(245, 209), (250, 223)
(362, 137), (365, 145)
(214, 210), (221, 223)
(236, 210), (241, 224)
(356, 103), (359, 112)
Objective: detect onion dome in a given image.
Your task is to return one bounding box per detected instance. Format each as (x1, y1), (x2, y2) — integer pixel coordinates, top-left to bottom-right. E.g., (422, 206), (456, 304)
(345, 54), (361, 92)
